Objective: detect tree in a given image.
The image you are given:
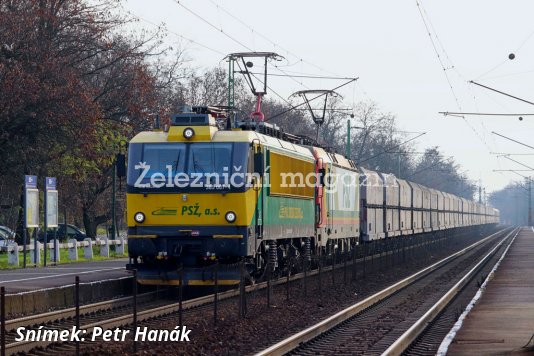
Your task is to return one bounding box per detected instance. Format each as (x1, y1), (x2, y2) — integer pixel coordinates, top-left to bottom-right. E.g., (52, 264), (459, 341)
(0, 0), (184, 236)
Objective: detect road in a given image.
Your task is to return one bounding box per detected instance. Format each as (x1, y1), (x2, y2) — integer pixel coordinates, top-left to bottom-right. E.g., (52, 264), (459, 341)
(0, 259), (130, 293)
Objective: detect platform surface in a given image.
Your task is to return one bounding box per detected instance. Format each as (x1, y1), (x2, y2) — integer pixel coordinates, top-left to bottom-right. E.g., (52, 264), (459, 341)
(448, 227), (534, 355)
(0, 258), (130, 293)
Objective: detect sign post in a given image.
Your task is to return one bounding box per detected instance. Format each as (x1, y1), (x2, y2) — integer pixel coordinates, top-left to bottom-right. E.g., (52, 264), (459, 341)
(24, 175), (39, 268)
(44, 177), (58, 266)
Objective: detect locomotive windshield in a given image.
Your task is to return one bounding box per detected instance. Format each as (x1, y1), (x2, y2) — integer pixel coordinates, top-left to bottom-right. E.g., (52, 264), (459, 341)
(127, 142), (249, 192)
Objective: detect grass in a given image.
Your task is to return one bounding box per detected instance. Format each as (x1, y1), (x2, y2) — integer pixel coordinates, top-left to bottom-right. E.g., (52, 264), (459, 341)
(0, 245), (128, 269)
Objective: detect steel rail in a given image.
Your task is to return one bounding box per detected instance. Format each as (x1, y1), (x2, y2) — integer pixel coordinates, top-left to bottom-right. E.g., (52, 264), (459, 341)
(255, 227), (512, 356)
(382, 226), (519, 355)
(2, 253), (363, 354)
(4, 235), (437, 330)
(5, 292), (156, 331)
(3, 228), (501, 354)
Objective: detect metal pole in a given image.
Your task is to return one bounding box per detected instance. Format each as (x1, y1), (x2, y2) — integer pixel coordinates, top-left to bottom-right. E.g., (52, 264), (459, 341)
(33, 228), (38, 266)
(346, 119), (351, 158)
(318, 255), (322, 296)
(403, 237), (406, 263)
(303, 257), (307, 297)
(214, 262), (218, 325)
(179, 265), (183, 326)
(23, 187), (27, 268)
(43, 183), (48, 267)
(363, 244), (366, 278)
(53, 228), (58, 266)
(528, 177), (532, 227)
(286, 257), (290, 302)
(111, 163), (116, 240)
(398, 152), (401, 177)
(370, 243), (374, 271)
(228, 58), (235, 109)
(133, 269), (137, 354)
(239, 260), (246, 318)
(352, 245), (357, 281)
(1, 286), (5, 356)
(344, 250), (347, 284)
(332, 249), (336, 286)
(267, 265), (271, 308)
(64, 206), (67, 241)
(75, 276), (80, 356)
(22, 227), (27, 268)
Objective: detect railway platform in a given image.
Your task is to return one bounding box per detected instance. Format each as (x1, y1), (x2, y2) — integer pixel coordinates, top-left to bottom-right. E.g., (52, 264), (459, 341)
(447, 227), (534, 355)
(0, 259), (132, 316)
(0, 258), (129, 293)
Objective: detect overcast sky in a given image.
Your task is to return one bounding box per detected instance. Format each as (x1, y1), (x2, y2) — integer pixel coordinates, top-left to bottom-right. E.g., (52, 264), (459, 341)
(124, 0), (534, 194)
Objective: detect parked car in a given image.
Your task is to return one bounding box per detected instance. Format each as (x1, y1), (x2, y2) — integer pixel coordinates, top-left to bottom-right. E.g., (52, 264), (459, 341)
(39, 224), (88, 242)
(0, 226), (17, 246)
(0, 225), (16, 239)
(0, 230), (12, 248)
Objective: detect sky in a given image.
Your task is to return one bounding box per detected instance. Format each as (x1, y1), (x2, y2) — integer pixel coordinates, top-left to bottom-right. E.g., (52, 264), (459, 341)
(123, 0), (534, 194)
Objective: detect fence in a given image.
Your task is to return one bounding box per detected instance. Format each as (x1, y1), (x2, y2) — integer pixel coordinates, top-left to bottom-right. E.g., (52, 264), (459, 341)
(0, 238), (127, 266)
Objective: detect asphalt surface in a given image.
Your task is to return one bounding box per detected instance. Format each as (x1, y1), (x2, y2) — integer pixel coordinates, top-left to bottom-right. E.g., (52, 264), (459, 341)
(0, 259), (130, 293)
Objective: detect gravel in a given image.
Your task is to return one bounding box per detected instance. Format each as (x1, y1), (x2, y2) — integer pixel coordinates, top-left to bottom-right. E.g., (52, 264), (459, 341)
(39, 230), (492, 356)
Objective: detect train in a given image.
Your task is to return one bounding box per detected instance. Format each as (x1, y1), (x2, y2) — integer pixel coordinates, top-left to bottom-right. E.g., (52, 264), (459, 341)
(125, 106), (499, 286)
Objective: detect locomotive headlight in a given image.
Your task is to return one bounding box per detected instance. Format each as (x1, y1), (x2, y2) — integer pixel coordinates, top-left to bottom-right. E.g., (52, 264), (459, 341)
(183, 127), (195, 139)
(134, 212), (145, 223)
(225, 211), (237, 223)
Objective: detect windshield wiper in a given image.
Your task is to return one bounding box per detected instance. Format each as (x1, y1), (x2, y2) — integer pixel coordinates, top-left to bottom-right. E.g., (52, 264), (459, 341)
(173, 150), (181, 172)
(192, 151), (205, 174)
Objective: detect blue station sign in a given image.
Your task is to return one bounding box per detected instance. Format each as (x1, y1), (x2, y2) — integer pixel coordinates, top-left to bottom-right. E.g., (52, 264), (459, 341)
(45, 177), (57, 190)
(25, 175), (37, 189)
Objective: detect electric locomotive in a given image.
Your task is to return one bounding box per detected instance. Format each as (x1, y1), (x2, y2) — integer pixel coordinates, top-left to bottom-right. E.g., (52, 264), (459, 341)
(125, 106), (499, 286)
(126, 106), (357, 285)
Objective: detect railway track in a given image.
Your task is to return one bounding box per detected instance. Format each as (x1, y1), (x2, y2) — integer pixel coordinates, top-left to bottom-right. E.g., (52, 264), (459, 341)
(2, 227), (504, 355)
(402, 227), (519, 356)
(256, 226), (515, 356)
(2, 255), (354, 354)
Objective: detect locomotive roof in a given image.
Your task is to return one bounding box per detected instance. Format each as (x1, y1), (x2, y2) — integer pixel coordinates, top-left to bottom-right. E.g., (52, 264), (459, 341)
(129, 128), (314, 159)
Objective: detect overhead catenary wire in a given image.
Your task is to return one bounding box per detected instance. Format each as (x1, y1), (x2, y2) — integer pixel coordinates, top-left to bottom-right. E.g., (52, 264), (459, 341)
(128, 12), (226, 56)
(175, 0), (359, 105)
(440, 112), (534, 117)
(207, 0), (344, 78)
(502, 156), (534, 171)
(265, 78), (358, 122)
(470, 81), (534, 107)
(243, 72), (357, 80)
(358, 132), (427, 164)
(490, 153), (534, 156)
(492, 131), (534, 151)
(475, 26), (534, 80)
(415, 0), (463, 113)
(171, 0), (254, 52)
(415, 0), (490, 149)
(206, 0), (364, 100)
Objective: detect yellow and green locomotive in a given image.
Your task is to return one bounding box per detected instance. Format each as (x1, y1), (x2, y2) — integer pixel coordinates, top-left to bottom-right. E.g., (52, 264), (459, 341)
(126, 106), (360, 285)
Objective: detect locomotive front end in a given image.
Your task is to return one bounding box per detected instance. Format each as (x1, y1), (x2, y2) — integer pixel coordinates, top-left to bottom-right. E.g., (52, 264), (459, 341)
(126, 108), (257, 286)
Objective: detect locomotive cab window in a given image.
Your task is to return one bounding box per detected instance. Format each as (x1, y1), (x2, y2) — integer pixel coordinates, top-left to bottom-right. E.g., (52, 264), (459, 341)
(127, 142), (249, 192)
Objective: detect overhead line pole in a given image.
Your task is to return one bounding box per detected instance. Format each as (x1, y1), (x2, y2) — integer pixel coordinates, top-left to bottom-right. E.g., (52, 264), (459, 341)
(529, 177), (532, 227)
(358, 132), (426, 164)
(502, 156), (534, 171)
(492, 131), (534, 150)
(490, 153), (534, 156)
(470, 81), (534, 107)
(266, 78), (358, 122)
(440, 112), (534, 116)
